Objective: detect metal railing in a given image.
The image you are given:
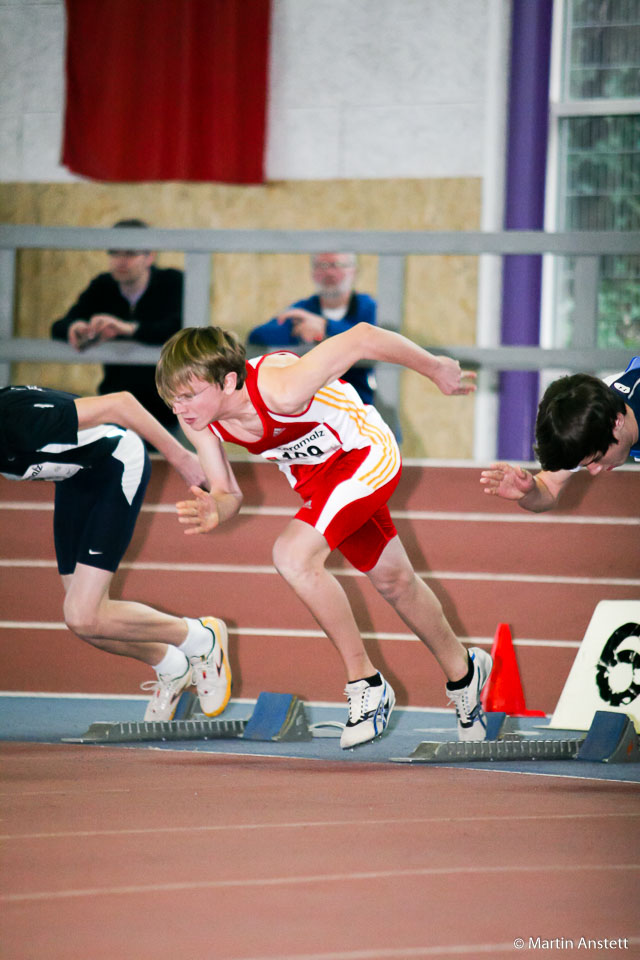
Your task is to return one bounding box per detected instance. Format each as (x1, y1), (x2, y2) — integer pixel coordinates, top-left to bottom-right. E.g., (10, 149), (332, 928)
(1, 226), (637, 428)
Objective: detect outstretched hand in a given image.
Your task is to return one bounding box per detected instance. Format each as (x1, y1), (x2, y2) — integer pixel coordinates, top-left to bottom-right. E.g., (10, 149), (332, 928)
(431, 357), (477, 396)
(176, 486), (220, 534)
(480, 462), (536, 500)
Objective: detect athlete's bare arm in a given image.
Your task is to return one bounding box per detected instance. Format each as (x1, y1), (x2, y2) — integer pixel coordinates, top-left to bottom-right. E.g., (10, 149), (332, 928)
(74, 392), (206, 489)
(480, 462), (573, 513)
(174, 418), (243, 534)
(257, 322), (476, 414)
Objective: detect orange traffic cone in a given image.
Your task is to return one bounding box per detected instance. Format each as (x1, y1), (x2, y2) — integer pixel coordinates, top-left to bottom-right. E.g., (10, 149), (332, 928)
(481, 623), (546, 717)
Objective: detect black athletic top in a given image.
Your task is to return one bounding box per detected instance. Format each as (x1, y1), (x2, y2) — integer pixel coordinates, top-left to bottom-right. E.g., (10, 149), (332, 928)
(0, 385), (127, 482)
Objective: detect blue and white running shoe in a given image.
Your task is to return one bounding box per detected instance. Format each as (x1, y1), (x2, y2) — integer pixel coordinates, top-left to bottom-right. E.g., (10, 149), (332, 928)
(447, 647), (493, 741)
(340, 674), (395, 749)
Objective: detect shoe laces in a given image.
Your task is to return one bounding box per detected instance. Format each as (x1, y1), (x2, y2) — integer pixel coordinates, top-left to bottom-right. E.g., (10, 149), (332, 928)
(140, 672), (187, 700)
(344, 680), (371, 723)
(447, 683), (480, 725)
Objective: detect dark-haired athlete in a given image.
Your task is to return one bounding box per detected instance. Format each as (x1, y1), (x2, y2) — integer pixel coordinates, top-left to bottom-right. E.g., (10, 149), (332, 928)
(480, 358), (640, 511)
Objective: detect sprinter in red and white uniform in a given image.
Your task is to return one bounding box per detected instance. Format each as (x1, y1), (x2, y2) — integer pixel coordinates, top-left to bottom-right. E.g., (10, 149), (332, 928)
(157, 322), (492, 748)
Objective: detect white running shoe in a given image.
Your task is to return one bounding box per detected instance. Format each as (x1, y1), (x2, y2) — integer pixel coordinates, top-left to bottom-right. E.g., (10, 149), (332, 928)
(447, 647), (493, 742)
(141, 664), (192, 722)
(340, 674), (395, 749)
(190, 617), (232, 717)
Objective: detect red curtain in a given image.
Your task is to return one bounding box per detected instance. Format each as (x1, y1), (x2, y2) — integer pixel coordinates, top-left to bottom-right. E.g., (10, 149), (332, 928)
(63, 0), (271, 183)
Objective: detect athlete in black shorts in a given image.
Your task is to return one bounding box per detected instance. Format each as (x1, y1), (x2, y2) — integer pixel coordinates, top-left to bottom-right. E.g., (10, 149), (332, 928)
(0, 386), (237, 720)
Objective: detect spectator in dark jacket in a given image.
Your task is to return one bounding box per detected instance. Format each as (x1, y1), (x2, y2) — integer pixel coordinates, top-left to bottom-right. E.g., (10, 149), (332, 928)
(248, 253), (377, 405)
(51, 219), (182, 427)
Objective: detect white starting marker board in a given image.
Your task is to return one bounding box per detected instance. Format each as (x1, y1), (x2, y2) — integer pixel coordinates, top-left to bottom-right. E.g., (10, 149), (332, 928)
(549, 601), (640, 733)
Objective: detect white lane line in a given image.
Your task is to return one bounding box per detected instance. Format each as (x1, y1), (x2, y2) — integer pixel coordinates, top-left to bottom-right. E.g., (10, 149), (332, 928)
(2, 862), (639, 903)
(2, 811), (638, 842)
(0, 690), (150, 699)
(0, 622), (584, 648)
(185, 937), (640, 960)
(2, 500), (638, 525)
(0, 558), (637, 587)
(0, 789), (131, 799)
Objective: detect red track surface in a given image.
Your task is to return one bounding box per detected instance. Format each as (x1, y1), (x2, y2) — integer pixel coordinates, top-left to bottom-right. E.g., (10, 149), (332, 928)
(1, 743), (638, 959)
(2, 461), (639, 959)
(1, 460), (638, 713)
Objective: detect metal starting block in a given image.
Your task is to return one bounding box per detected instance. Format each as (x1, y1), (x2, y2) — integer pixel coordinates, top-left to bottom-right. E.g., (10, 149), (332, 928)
(394, 737), (583, 764)
(63, 692), (312, 744)
(392, 710), (640, 765)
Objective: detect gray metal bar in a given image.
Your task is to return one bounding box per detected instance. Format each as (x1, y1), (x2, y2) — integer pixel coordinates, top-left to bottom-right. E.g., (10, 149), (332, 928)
(0, 248), (16, 387)
(1, 225), (639, 256)
(183, 252), (212, 328)
(426, 346), (630, 370)
(0, 338), (161, 364)
(1, 338), (631, 371)
(376, 255), (406, 331)
(572, 256), (599, 349)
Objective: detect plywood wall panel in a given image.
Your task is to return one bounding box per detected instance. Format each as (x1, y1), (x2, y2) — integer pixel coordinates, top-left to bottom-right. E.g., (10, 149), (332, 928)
(1, 178), (481, 458)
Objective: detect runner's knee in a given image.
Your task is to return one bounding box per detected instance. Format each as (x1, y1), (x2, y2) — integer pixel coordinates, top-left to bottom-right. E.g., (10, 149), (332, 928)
(272, 533), (321, 585)
(370, 563), (416, 603)
(63, 594), (101, 639)
(273, 534), (304, 582)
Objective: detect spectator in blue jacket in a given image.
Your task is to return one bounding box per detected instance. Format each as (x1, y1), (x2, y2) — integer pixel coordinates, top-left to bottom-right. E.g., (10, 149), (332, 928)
(248, 253), (377, 405)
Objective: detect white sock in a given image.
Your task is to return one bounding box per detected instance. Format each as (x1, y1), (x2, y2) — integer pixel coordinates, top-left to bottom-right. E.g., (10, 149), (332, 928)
(178, 618), (215, 659)
(154, 645), (189, 678)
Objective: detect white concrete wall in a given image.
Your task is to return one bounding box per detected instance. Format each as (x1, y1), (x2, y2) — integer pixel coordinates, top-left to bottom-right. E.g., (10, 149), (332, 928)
(266, 0), (491, 179)
(0, 0), (496, 183)
(0, 0), (71, 181)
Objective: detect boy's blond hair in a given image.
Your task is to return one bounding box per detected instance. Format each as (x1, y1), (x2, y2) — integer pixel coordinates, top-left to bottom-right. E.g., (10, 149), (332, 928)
(156, 326), (247, 404)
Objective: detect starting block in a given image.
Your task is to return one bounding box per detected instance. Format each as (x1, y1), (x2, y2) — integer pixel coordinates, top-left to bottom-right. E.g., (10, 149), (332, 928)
(243, 691), (312, 742)
(392, 710), (640, 764)
(484, 711), (521, 740)
(63, 692), (312, 744)
(576, 711), (640, 763)
(394, 737), (583, 764)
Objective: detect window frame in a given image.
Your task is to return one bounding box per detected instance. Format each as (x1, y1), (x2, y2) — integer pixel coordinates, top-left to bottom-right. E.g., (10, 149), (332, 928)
(542, 0), (640, 356)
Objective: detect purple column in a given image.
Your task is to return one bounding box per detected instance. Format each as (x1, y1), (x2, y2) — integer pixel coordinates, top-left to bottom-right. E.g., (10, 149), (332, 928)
(497, 0), (553, 461)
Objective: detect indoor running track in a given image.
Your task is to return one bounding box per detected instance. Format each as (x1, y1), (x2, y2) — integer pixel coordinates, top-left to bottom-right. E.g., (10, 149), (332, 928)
(2, 694), (639, 960)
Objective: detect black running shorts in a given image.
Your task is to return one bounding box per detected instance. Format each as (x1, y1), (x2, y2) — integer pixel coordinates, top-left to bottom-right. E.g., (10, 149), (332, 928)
(53, 431), (151, 575)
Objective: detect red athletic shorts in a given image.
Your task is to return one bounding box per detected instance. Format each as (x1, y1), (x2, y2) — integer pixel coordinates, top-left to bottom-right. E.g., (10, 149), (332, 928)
(292, 447), (401, 572)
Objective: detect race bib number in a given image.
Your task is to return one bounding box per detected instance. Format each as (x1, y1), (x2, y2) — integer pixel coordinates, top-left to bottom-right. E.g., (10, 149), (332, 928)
(264, 427), (339, 464)
(6, 461), (82, 482)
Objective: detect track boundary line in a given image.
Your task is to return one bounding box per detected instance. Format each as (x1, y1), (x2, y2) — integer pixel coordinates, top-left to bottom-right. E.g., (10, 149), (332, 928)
(2, 500), (638, 525)
(3, 862), (639, 903)
(162, 941), (640, 960)
(0, 558), (637, 587)
(2, 811), (638, 842)
(0, 621), (583, 647)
